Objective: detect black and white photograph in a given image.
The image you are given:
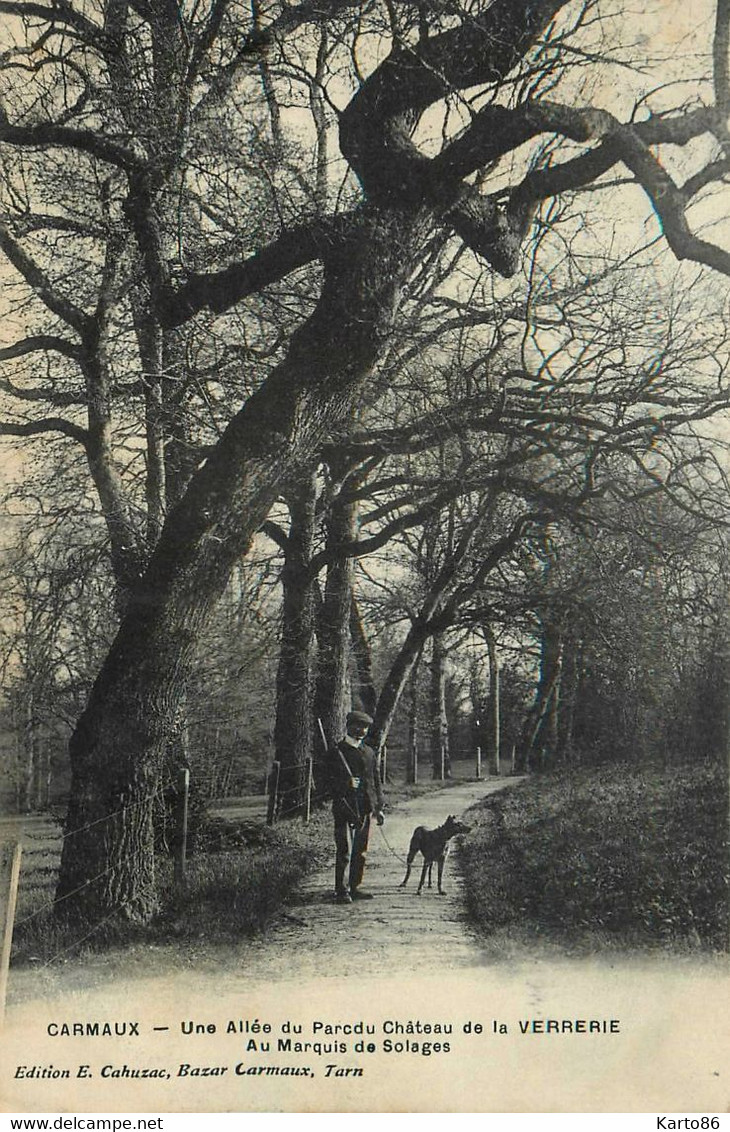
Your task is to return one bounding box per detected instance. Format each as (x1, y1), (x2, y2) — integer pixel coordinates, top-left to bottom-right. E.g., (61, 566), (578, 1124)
(0, 0), (728, 1115)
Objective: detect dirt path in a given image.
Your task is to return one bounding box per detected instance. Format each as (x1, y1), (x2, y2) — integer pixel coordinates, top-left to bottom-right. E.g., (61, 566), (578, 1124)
(7, 775), (518, 1002)
(215, 775), (519, 983)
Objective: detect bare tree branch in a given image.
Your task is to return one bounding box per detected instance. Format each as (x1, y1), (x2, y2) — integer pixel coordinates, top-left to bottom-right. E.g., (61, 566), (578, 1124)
(0, 335), (81, 361)
(0, 119), (144, 173)
(0, 375), (85, 406)
(339, 0), (568, 189)
(0, 417), (88, 444)
(162, 211), (353, 325)
(0, 223), (93, 335)
(0, 0), (109, 48)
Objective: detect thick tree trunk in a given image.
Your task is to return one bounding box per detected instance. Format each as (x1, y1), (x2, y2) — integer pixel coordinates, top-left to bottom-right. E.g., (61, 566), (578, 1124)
(349, 594), (378, 715)
(82, 351), (146, 599)
(314, 476), (358, 749)
(429, 631), (451, 779)
(371, 619), (433, 758)
(56, 205), (429, 923)
(273, 470), (318, 817)
(136, 319), (167, 548)
(515, 620), (564, 773)
(162, 330), (201, 508)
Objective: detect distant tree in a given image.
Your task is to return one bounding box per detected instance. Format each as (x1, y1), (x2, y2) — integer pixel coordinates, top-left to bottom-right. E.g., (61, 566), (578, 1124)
(0, 492), (116, 808)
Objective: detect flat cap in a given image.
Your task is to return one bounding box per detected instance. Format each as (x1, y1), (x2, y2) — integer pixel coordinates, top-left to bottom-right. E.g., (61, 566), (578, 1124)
(346, 710), (373, 728)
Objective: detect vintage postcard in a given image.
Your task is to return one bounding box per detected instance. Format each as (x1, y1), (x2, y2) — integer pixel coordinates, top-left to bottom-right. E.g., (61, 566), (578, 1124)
(0, 0), (729, 1115)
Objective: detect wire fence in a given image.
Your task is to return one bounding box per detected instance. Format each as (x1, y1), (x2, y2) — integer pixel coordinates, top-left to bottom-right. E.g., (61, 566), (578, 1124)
(2, 740), (491, 982)
(0, 755), (313, 977)
(0, 771), (195, 986)
(266, 757), (314, 825)
(7, 748), (373, 974)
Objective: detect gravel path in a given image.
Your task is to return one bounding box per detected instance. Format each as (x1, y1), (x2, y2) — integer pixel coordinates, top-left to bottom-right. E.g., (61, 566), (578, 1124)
(233, 775), (519, 983)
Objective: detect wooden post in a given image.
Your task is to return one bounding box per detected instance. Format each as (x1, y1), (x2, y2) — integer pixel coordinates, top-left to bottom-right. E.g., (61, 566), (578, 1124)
(475, 716), (481, 780)
(0, 834), (22, 1026)
(266, 761), (281, 826)
(304, 756), (313, 823)
(440, 743), (446, 781)
(510, 742), (516, 775)
(174, 767), (190, 887)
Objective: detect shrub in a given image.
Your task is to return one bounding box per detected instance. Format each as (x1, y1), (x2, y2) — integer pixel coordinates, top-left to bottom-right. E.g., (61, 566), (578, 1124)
(460, 762), (728, 952)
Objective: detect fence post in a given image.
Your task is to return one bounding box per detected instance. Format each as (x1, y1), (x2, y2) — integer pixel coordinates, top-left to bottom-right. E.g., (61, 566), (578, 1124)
(266, 761), (281, 826)
(174, 767), (190, 888)
(0, 832), (22, 1027)
(510, 743), (516, 775)
(440, 743), (446, 781)
(476, 745), (482, 781)
(303, 757), (313, 823)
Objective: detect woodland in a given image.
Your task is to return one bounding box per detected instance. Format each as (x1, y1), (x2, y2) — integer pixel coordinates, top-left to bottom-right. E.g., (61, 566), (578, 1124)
(0, 0), (729, 928)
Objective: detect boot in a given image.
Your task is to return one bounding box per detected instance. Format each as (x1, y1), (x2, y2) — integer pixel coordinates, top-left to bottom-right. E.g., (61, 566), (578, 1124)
(335, 863), (351, 904)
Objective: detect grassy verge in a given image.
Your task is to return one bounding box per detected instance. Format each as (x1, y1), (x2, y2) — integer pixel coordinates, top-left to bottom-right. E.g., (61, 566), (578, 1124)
(460, 760), (728, 955)
(385, 775), (472, 805)
(11, 812), (332, 966)
(154, 812), (332, 942)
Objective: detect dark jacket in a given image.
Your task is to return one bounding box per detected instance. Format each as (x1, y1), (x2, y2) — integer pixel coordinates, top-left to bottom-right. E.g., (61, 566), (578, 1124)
(326, 739), (384, 822)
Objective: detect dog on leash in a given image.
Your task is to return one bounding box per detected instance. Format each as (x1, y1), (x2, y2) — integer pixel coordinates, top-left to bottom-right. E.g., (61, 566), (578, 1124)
(399, 815), (470, 895)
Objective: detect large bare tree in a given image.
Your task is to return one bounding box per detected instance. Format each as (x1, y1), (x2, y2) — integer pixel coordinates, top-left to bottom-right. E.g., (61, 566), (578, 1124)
(2, 0), (730, 921)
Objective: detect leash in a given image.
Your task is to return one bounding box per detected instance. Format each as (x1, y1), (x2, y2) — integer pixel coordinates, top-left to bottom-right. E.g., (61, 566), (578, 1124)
(376, 821), (408, 865)
(343, 797), (366, 829)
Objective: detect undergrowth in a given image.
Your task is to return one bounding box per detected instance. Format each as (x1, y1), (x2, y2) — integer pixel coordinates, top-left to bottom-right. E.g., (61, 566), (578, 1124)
(11, 812), (331, 966)
(460, 760), (728, 954)
(155, 811), (331, 941)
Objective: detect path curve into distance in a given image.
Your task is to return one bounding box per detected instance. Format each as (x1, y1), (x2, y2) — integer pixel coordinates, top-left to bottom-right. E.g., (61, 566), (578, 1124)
(233, 775), (519, 983)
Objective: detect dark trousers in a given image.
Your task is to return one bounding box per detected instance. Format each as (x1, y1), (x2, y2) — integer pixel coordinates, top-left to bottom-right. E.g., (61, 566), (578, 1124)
(334, 811), (371, 892)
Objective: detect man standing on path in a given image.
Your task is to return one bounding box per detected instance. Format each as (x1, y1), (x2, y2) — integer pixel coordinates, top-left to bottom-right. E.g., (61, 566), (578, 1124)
(327, 710), (385, 904)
